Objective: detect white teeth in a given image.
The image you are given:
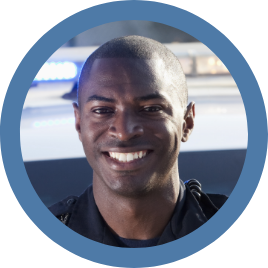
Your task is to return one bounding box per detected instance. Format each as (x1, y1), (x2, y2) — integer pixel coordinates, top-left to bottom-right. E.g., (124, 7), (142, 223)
(119, 154), (127, 162)
(126, 153), (134, 162)
(108, 151), (147, 162)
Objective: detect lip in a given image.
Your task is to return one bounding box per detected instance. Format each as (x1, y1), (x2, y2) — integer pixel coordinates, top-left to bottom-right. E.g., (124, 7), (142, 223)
(101, 148), (154, 171)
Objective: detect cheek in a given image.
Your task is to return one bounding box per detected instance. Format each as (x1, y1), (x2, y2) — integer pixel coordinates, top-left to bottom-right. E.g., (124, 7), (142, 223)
(153, 119), (182, 147)
(80, 117), (108, 157)
(81, 112), (108, 139)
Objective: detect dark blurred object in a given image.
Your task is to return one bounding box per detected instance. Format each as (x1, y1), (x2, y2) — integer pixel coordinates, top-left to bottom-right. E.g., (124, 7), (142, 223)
(62, 82), (78, 101)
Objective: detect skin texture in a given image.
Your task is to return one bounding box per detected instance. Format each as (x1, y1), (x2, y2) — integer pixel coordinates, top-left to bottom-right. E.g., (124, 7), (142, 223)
(73, 58), (195, 240)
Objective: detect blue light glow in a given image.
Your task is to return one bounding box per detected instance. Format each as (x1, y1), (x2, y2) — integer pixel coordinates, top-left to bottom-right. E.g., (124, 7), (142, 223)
(34, 61), (77, 81)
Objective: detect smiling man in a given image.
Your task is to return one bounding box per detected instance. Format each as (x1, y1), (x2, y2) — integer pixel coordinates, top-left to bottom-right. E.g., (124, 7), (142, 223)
(49, 36), (228, 247)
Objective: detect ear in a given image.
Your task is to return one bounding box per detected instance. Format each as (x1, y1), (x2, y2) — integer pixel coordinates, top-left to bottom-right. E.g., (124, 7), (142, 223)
(73, 102), (82, 142)
(181, 102), (195, 142)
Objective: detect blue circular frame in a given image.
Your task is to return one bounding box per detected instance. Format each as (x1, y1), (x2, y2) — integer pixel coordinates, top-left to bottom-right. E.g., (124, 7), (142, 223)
(1, 1), (267, 267)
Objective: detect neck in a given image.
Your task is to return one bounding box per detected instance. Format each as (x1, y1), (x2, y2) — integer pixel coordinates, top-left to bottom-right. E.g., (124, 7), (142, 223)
(93, 168), (180, 240)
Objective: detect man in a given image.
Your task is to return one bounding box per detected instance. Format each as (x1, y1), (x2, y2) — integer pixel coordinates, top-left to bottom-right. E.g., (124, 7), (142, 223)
(49, 36), (227, 247)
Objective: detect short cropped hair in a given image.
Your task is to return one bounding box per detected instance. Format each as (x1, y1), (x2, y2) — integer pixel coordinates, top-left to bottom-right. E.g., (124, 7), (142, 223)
(78, 35), (188, 109)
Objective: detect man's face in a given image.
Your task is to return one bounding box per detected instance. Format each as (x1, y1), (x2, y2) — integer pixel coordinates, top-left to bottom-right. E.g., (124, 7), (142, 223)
(74, 58), (188, 197)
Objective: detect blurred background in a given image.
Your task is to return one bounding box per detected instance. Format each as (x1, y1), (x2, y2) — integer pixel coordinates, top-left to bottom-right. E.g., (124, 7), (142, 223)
(21, 21), (247, 207)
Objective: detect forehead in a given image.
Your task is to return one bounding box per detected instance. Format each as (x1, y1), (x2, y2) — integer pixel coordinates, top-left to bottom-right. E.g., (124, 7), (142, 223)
(80, 58), (179, 104)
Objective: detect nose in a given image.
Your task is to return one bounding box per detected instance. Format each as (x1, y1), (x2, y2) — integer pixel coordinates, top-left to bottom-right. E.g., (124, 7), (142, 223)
(108, 110), (144, 141)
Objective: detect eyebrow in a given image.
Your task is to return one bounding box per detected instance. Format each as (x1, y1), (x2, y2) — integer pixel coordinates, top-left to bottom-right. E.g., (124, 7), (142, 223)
(135, 93), (167, 102)
(86, 95), (115, 103)
(86, 93), (167, 104)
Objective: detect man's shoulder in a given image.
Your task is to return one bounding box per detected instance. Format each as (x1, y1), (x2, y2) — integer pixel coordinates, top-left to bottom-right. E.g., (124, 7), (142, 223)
(48, 195), (79, 216)
(184, 179), (228, 204)
(48, 184), (94, 225)
(184, 179), (228, 219)
(206, 193), (228, 209)
(199, 192), (228, 220)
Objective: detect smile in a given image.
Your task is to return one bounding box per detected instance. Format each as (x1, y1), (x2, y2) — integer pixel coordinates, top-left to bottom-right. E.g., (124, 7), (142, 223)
(108, 150), (148, 163)
(102, 149), (153, 171)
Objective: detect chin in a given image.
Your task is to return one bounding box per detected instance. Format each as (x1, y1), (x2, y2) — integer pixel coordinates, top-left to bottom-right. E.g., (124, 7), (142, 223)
(104, 174), (154, 198)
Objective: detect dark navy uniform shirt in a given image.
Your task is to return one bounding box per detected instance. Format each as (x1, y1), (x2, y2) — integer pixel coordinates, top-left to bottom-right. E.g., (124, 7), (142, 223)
(48, 180), (228, 247)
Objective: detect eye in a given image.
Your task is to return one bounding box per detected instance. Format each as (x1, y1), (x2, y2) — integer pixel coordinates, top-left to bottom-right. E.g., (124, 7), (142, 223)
(142, 106), (162, 113)
(92, 108), (114, 114)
